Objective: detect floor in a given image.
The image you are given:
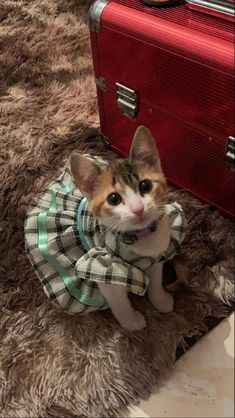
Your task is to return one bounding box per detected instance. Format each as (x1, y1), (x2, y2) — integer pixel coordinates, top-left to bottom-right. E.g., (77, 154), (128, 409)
(130, 313), (234, 418)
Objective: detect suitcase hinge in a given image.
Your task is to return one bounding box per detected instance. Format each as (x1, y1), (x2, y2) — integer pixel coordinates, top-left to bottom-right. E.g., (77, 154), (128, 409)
(95, 77), (107, 91)
(225, 136), (235, 170)
(89, 0), (109, 32)
(116, 83), (138, 120)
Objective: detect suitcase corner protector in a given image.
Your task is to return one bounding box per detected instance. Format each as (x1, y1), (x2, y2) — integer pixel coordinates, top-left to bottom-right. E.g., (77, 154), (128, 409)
(89, 0), (110, 32)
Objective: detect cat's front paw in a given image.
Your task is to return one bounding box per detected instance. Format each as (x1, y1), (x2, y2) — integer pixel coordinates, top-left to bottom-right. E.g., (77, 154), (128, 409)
(120, 311), (146, 331)
(150, 291), (174, 313)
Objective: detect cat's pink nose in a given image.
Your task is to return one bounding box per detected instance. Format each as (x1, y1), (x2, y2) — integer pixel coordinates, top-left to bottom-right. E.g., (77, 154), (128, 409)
(133, 207), (144, 218)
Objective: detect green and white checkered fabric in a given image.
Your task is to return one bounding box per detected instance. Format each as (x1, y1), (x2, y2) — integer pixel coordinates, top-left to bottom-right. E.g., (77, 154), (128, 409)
(25, 156), (187, 314)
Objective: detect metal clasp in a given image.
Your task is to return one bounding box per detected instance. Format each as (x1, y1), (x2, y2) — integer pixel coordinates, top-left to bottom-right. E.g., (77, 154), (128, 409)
(116, 83), (138, 119)
(225, 136), (235, 170)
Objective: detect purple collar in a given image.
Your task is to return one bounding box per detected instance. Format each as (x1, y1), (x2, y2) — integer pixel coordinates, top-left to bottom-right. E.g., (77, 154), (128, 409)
(122, 218), (161, 245)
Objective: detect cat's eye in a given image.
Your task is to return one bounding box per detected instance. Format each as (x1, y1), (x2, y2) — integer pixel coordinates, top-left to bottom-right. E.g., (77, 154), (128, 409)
(139, 179), (152, 194)
(107, 192), (122, 206)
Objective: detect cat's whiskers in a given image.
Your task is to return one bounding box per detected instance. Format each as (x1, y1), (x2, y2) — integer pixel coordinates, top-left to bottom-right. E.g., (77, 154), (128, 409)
(147, 203), (165, 216)
(120, 219), (128, 233)
(116, 215), (136, 232)
(103, 219), (121, 231)
(103, 217), (128, 233)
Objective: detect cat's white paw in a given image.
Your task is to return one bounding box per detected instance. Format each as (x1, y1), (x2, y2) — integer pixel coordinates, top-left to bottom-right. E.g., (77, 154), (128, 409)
(150, 291), (174, 313)
(121, 311), (146, 331)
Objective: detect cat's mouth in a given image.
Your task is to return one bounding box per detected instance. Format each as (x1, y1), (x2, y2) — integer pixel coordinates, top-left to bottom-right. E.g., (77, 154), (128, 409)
(101, 211), (162, 232)
(128, 209), (164, 231)
(129, 214), (154, 230)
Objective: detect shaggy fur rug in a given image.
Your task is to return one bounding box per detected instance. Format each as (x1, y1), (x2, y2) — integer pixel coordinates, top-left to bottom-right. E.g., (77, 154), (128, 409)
(0, 1), (234, 417)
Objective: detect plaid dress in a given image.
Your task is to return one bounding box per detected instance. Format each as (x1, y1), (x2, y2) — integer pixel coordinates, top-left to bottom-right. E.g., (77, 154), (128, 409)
(25, 156), (187, 314)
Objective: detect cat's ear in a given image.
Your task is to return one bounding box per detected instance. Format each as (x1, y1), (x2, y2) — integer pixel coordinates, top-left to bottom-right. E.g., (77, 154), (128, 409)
(129, 125), (162, 172)
(70, 153), (102, 198)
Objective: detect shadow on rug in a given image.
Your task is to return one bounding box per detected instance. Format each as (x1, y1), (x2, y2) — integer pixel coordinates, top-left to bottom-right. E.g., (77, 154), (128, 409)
(0, 1), (234, 417)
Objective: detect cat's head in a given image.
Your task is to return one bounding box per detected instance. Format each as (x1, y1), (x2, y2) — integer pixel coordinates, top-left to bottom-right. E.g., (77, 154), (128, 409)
(70, 126), (167, 232)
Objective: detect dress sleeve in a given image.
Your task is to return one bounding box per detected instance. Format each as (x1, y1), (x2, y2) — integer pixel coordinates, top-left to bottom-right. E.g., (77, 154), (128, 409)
(75, 247), (149, 296)
(160, 202), (187, 261)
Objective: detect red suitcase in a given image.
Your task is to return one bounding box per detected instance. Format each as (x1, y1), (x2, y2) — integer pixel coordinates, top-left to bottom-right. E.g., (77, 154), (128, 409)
(89, 0), (235, 217)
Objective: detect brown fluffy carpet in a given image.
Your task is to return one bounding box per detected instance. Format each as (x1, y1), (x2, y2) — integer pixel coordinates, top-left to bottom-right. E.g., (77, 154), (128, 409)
(0, 1), (234, 417)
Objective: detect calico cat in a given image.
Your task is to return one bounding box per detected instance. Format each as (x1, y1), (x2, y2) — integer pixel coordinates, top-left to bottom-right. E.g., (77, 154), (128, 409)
(25, 126), (186, 331)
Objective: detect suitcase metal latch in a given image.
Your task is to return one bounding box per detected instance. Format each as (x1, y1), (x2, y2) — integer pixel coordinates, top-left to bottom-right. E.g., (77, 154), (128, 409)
(116, 83), (138, 119)
(225, 136), (235, 170)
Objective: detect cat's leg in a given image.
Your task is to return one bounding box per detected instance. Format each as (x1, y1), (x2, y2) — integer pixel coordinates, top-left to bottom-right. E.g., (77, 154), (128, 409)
(147, 262), (174, 313)
(98, 282), (146, 331)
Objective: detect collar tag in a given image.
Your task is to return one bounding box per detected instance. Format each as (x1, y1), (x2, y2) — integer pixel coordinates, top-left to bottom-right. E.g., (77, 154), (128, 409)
(122, 219), (160, 245)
